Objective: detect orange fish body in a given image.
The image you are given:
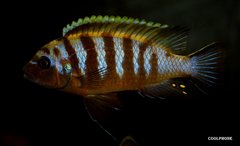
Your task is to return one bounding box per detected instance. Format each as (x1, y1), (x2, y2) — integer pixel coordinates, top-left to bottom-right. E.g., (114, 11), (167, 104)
(24, 16), (222, 98)
(23, 15), (223, 142)
(62, 36), (191, 96)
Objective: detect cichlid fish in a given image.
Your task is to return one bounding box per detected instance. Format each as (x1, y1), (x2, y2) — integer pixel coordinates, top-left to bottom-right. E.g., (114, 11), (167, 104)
(23, 15), (223, 142)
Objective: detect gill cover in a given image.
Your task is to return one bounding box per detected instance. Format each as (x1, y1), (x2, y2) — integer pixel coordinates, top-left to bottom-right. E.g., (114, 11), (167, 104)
(23, 44), (72, 89)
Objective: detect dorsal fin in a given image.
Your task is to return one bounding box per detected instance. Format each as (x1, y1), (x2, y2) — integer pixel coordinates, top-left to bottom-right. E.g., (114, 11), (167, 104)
(63, 15), (189, 54)
(63, 15), (166, 36)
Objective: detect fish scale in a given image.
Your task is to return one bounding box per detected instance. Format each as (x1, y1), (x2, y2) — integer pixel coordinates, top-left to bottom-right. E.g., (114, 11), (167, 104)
(23, 15), (223, 143)
(66, 37), (190, 90)
(69, 38), (87, 75)
(24, 15), (223, 96)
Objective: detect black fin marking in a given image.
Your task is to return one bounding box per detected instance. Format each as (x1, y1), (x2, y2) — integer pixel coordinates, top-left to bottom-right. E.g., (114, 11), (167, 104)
(119, 135), (138, 146)
(189, 42), (224, 86)
(83, 93), (122, 142)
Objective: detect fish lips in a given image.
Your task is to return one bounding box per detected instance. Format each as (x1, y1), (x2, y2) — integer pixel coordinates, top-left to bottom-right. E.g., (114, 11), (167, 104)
(23, 63), (71, 89)
(23, 64), (36, 81)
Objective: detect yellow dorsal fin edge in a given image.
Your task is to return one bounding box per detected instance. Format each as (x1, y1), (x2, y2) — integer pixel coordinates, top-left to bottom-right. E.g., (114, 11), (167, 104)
(62, 15), (168, 36)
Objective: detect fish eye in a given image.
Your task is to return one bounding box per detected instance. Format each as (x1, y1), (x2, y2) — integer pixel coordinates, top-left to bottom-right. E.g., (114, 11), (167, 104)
(38, 56), (51, 69)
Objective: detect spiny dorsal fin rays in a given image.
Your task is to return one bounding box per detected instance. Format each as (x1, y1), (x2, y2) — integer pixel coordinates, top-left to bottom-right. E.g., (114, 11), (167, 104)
(63, 15), (189, 55)
(62, 15), (167, 36)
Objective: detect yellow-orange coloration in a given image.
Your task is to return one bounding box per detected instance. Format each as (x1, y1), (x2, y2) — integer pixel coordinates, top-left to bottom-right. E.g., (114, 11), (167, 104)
(22, 16), (223, 143)
(180, 84), (186, 88)
(182, 91), (187, 95)
(23, 15), (223, 99)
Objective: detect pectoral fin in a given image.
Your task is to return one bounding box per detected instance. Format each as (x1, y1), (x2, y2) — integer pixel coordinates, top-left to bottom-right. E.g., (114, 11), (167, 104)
(77, 67), (113, 89)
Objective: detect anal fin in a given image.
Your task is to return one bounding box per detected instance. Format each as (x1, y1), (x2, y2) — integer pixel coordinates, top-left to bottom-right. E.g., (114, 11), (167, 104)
(138, 78), (207, 99)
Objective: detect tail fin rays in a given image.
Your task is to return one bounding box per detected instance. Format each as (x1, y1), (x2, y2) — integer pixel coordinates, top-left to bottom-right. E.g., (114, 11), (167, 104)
(189, 42), (224, 86)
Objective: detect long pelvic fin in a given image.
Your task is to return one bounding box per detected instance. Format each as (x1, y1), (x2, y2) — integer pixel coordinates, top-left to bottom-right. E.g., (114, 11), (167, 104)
(83, 93), (122, 142)
(63, 15), (189, 54)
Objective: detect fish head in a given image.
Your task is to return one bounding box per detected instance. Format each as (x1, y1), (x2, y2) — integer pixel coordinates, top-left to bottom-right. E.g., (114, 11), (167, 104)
(23, 39), (72, 89)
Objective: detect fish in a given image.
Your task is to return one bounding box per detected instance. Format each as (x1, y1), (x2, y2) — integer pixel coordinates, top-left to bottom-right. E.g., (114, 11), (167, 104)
(23, 15), (223, 142)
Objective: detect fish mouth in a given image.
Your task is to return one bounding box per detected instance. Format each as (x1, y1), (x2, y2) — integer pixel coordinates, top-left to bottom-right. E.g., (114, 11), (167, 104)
(23, 63), (72, 89)
(23, 71), (35, 81)
(23, 63), (35, 80)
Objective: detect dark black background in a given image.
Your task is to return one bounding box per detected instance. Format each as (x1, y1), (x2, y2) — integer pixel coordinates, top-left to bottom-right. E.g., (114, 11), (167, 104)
(1, 0), (239, 145)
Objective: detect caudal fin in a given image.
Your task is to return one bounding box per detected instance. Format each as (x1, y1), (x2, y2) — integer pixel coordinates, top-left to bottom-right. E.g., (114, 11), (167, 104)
(189, 42), (224, 86)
